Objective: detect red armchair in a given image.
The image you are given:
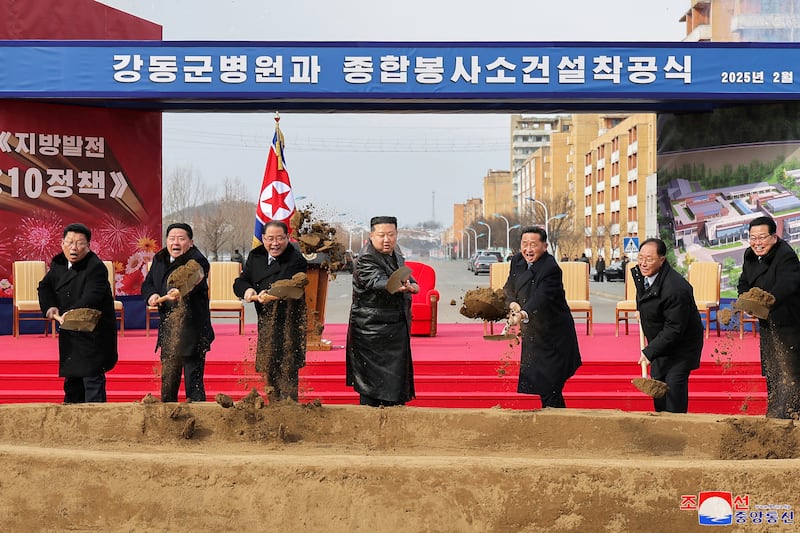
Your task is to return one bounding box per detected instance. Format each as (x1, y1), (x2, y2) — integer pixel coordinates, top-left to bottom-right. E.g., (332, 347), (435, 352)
(406, 261), (440, 337)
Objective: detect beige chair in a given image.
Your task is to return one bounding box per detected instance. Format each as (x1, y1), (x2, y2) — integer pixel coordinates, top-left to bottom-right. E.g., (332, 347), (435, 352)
(12, 260), (53, 337)
(687, 261), (721, 339)
(561, 261), (593, 335)
(484, 261), (511, 335)
(615, 262), (638, 336)
(103, 260), (125, 336)
(209, 261), (245, 335)
(739, 311), (759, 340)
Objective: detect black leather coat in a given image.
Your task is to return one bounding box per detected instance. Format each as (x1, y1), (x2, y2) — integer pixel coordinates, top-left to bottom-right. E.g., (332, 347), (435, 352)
(345, 242), (416, 403)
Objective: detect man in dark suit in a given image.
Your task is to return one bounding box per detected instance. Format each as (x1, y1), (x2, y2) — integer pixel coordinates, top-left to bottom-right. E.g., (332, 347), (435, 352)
(504, 226), (581, 408)
(38, 223), (118, 403)
(234, 220), (308, 402)
(738, 216), (800, 418)
(142, 222), (214, 402)
(633, 238), (704, 413)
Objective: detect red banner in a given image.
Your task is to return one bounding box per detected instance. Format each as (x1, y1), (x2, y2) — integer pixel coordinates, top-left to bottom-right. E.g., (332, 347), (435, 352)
(0, 101), (162, 298)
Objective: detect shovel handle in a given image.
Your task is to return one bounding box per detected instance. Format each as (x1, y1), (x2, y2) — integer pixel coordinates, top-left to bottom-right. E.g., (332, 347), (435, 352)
(155, 289), (180, 305)
(638, 312), (648, 378)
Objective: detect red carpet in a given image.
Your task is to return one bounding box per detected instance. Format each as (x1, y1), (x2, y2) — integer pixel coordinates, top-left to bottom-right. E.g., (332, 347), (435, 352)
(0, 322), (765, 414)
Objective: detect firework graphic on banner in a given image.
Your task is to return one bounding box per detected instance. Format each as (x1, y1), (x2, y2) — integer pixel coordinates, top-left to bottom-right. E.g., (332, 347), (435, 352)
(15, 209), (64, 262)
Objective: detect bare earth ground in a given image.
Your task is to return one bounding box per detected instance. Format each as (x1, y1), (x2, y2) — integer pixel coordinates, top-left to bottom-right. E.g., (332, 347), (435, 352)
(1, 399), (799, 532)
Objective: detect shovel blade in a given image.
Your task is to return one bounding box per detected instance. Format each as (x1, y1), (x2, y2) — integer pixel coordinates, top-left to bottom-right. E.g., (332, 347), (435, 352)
(167, 259), (204, 297)
(59, 308), (101, 332)
(632, 377), (669, 398)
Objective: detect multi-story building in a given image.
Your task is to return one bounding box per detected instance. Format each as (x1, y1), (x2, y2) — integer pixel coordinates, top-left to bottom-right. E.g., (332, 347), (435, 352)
(682, 0), (800, 42)
(510, 114), (571, 213)
(583, 113), (658, 261)
(482, 169), (513, 219)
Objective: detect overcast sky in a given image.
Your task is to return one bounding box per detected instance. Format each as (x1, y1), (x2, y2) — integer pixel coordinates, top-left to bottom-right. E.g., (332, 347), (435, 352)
(98, 0), (687, 229)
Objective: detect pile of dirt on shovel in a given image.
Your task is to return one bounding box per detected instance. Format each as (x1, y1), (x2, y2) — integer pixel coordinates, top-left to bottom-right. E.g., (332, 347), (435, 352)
(459, 287), (507, 321)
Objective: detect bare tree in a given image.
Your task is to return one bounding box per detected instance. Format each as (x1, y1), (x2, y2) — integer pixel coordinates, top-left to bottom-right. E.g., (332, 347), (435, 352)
(219, 177), (255, 256)
(193, 201), (231, 261)
(162, 165), (210, 228)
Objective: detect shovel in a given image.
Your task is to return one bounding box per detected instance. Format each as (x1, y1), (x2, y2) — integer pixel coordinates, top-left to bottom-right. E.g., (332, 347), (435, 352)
(631, 319), (669, 398)
(53, 308), (102, 332)
(483, 321), (516, 341)
(267, 272), (308, 300)
(155, 259), (204, 304)
(386, 266), (413, 294)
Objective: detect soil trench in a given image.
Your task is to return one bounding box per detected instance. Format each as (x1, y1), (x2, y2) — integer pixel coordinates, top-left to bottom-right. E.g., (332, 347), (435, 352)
(0, 402), (798, 531)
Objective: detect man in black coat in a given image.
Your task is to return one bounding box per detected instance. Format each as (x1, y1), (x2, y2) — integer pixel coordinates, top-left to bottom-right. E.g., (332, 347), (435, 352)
(141, 222), (214, 402)
(737, 216), (800, 419)
(346, 216), (419, 407)
(504, 226), (581, 408)
(38, 223), (118, 403)
(633, 238), (704, 413)
(233, 220), (308, 402)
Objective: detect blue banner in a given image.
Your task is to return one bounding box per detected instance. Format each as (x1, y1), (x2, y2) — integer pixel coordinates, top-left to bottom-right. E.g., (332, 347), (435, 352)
(1, 41), (799, 104)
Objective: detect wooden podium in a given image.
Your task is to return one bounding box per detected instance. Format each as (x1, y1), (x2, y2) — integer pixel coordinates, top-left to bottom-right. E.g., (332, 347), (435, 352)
(304, 262), (333, 351)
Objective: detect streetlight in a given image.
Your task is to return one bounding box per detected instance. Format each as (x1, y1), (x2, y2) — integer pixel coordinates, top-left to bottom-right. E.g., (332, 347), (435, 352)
(477, 221), (492, 250)
(525, 197), (568, 238)
(465, 227), (479, 254)
(508, 223), (521, 252)
(493, 214), (514, 254)
(525, 197), (550, 235)
(461, 229), (472, 258)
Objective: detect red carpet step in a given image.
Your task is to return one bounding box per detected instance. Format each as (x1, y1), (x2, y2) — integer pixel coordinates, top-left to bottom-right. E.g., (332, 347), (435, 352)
(0, 323), (765, 415)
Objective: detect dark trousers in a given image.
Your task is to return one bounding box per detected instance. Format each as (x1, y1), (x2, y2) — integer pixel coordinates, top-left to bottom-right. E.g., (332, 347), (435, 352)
(540, 389), (566, 408)
(650, 362), (692, 413)
(64, 374), (107, 403)
(161, 357), (206, 402)
(359, 394), (404, 407)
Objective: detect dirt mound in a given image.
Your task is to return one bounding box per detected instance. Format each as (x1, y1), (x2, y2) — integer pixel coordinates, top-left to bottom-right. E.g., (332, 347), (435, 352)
(459, 287), (507, 321)
(1, 403), (799, 531)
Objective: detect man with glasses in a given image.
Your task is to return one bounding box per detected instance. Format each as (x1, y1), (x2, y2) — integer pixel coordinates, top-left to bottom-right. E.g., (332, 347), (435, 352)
(633, 238), (704, 413)
(38, 223), (118, 403)
(738, 215), (800, 418)
(234, 220), (308, 402)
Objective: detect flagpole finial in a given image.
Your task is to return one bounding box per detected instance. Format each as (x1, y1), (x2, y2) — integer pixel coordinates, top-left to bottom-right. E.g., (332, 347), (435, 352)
(274, 111), (280, 123)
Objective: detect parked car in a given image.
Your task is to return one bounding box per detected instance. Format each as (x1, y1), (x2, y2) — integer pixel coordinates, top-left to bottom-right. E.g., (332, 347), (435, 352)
(474, 255), (499, 275)
(603, 262), (626, 282)
(467, 252), (480, 271)
(469, 250), (503, 271)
